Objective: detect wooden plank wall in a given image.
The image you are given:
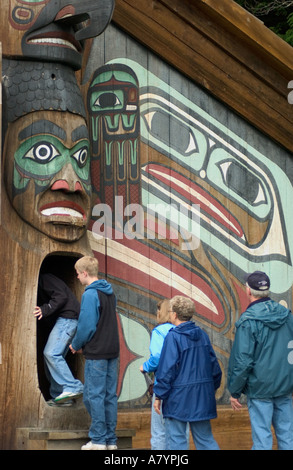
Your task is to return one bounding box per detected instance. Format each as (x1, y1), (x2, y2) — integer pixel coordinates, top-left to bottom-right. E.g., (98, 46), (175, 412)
(112, 0), (293, 153)
(0, 0), (291, 450)
(118, 407), (278, 450)
(82, 2), (293, 450)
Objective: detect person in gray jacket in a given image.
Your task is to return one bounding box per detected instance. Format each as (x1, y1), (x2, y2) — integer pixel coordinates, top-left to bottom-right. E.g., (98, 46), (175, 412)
(228, 271), (293, 450)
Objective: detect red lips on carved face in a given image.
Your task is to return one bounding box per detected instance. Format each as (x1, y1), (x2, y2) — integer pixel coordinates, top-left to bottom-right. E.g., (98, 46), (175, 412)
(39, 201), (86, 221)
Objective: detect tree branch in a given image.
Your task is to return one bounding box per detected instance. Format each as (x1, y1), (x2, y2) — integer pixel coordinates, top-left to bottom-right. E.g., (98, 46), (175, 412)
(242, 0), (293, 16)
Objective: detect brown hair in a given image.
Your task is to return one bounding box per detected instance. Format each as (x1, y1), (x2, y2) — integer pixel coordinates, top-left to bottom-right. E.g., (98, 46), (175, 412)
(156, 299), (171, 324)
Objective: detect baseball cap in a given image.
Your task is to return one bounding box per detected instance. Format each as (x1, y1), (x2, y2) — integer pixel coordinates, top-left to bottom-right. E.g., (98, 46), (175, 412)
(245, 271), (270, 291)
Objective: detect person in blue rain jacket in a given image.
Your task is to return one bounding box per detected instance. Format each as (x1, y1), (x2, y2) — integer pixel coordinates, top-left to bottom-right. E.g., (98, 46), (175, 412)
(153, 295), (222, 450)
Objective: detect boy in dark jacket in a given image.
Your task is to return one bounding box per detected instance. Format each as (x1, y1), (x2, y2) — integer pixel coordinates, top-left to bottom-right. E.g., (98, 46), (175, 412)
(34, 273), (83, 405)
(153, 295), (221, 450)
(70, 256), (119, 450)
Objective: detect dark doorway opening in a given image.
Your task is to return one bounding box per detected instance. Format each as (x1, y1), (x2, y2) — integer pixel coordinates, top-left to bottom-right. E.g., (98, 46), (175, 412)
(36, 254), (84, 401)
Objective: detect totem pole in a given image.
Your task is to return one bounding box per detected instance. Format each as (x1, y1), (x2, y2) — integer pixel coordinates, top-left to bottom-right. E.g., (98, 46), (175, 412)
(0, 0), (114, 449)
(87, 64), (141, 219)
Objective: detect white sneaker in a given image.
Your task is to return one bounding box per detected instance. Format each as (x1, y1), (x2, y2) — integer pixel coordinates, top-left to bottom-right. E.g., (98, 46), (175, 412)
(54, 391), (83, 403)
(81, 441), (107, 450)
(107, 445), (118, 450)
(47, 399), (74, 407)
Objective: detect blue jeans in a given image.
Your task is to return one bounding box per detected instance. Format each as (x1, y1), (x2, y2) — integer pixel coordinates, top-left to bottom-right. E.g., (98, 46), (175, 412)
(151, 395), (190, 450)
(84, 358), (118, 445)
(151, 394), (167, 450)
(247, 395), (293, 450)
(43, 317), (84, 399)
(165, 418), (219, 450)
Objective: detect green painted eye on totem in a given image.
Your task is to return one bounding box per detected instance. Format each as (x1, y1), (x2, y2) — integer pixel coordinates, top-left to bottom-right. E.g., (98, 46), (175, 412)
(13, 135), (90, 193)
(88, 65), (139, 144)
(90, 90), (125, 112)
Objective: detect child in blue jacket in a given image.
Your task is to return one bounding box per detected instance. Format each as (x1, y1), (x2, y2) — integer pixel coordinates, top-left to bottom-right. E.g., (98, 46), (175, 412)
(140, 299), (173, 449)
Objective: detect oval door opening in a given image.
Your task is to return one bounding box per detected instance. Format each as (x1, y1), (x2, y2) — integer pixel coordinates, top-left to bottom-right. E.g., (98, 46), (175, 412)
(36, 254), (84, 402)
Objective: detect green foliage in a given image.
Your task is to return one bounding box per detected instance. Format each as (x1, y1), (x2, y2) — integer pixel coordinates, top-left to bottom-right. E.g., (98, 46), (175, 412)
(235, 0), (293, 46)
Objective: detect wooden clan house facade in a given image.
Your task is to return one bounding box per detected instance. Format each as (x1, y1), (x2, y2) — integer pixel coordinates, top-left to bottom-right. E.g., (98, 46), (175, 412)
(0, 0), (293, 450)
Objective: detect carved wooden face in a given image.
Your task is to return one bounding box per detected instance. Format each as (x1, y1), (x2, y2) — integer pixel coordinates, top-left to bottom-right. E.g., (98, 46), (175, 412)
(4, 111), (92, 241)
(0, 0), (114, 70)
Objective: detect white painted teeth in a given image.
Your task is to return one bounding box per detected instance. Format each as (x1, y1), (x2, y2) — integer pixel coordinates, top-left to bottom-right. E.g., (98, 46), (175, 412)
(29, 38), (77, 52)
(41, 207), (83, 218)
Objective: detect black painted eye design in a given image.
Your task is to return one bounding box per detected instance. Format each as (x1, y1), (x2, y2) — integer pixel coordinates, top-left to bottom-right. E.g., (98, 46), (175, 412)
(95, 92), (122, 109)
(219, 160), (267, 206)
(143, 110), (199, 156)
(72, 146), (89, 168)
(24, 142), (60, 164)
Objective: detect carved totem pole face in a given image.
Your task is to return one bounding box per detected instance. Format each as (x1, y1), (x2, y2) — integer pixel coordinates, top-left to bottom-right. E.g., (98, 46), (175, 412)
(4, 111), (92, 241)
(1, 0), (115, 240)
(0, 0), (115, 69)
